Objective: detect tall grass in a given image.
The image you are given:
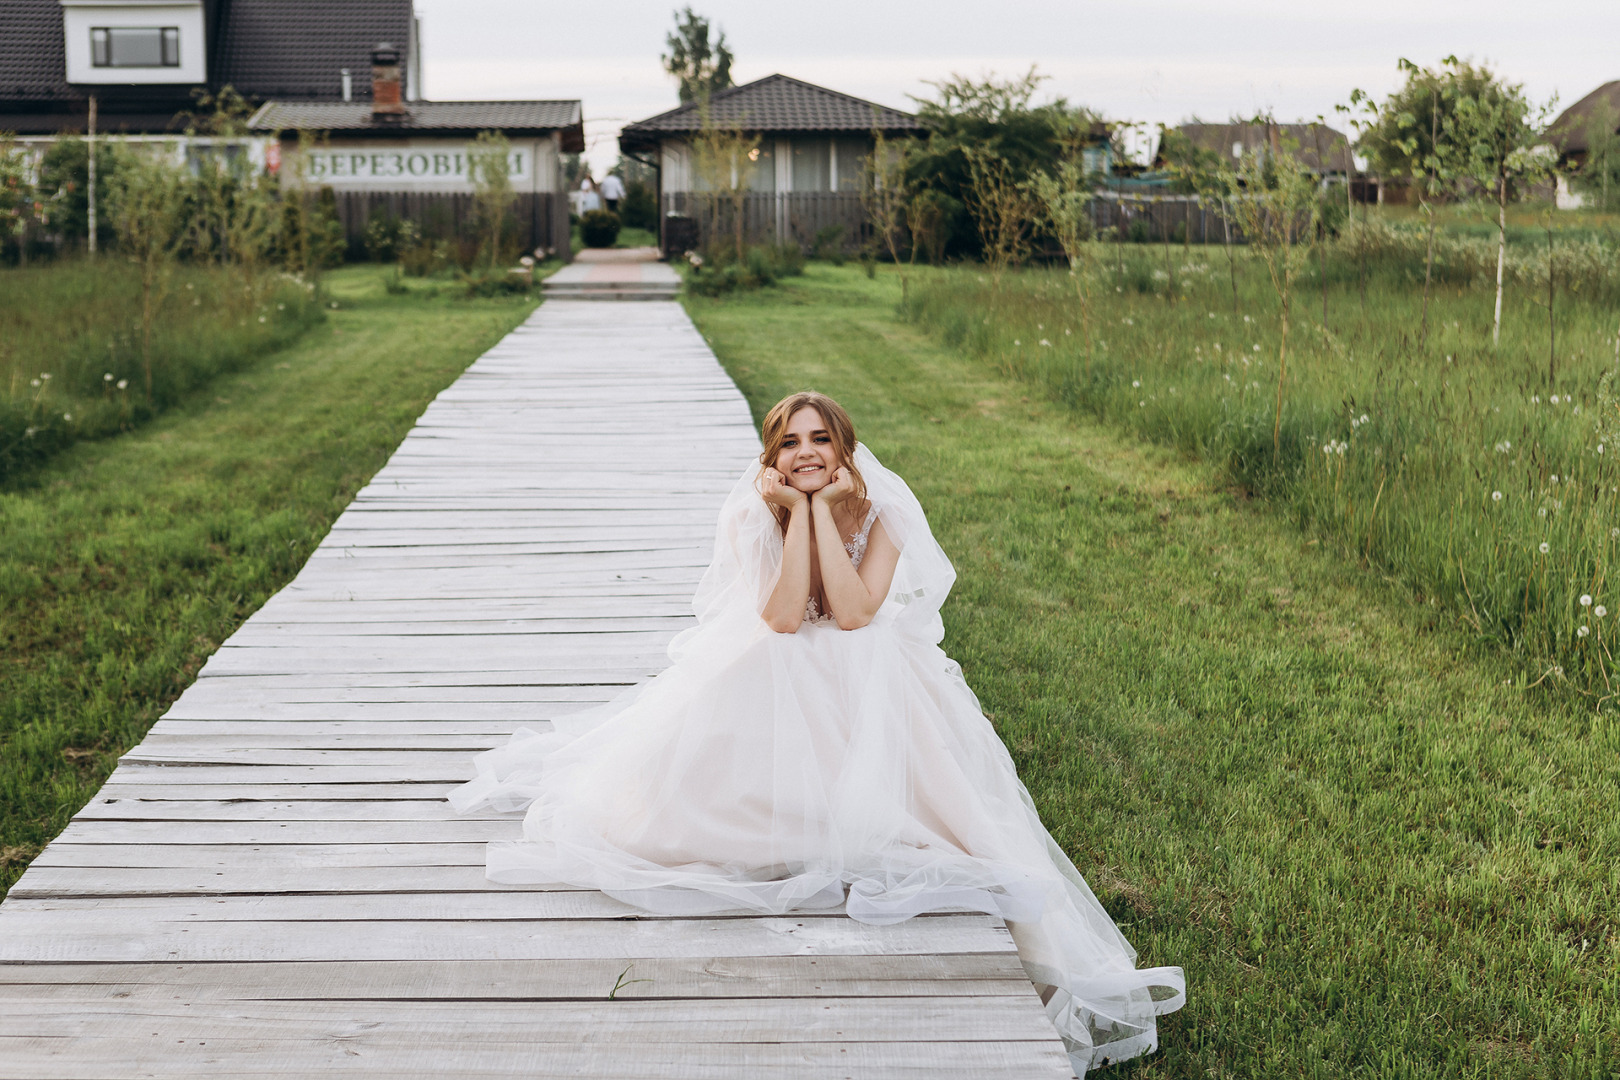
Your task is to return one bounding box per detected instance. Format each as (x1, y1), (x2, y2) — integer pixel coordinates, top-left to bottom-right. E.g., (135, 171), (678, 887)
(905, 227), (1620, 699)
(0, 261), (322, 483)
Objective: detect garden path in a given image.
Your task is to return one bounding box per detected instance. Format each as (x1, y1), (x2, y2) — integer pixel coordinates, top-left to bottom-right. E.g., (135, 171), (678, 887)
(0, 300), (1074, 1078)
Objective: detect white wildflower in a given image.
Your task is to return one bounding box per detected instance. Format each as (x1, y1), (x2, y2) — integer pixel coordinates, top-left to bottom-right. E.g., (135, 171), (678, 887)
(1252, 344), (1261, 352)
(1582, 595), (1593, 607)
(103, 373), (114, 382)
(1551, 475), (1559, 484)
(1598, 606), (1608, 618)
(1132, 380), (1141, 388)
(1014, 339), (1021, 346)
(30, 378), (40, 387)
(1551, 395), (1560, 404)
(116, 379), (128, 390)
(1491, 491), (1502, 502)
(1039, 339), (1052, 347)
(258, 315), (267, 323)
(62, 413), (71, 422)
(1540, 542), (1551, 554)
(1578, 625), (1591, 638)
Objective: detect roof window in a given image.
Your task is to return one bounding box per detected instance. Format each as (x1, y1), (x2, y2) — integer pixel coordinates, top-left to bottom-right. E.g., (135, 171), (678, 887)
(91, 27), (180, 68)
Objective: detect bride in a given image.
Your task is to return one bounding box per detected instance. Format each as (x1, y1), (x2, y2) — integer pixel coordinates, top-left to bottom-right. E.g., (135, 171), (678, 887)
(450, 391), (1185, 1073)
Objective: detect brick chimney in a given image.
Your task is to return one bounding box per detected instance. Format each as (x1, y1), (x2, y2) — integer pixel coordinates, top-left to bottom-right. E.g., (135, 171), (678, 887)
(370, 43), (406, 118)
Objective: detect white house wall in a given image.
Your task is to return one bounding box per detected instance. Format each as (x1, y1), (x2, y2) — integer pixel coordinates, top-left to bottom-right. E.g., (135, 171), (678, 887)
(60, 0), (208, 85)
(285, 136), (558, 194)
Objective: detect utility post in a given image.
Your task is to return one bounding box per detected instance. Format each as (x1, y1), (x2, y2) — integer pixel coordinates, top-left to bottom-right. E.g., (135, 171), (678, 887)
(87, 95), (97, 255)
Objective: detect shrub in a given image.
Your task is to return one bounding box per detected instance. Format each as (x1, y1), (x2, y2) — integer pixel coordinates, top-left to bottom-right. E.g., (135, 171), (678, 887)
(620, 180), (658, 230)
(580, 210), (621, 248)
(685, 243), (804, 297)
(811, 224), (846, 264)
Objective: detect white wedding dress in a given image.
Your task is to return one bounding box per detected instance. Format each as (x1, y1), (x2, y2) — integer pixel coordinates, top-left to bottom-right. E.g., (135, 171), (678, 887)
(449, 445), (1185, 1074)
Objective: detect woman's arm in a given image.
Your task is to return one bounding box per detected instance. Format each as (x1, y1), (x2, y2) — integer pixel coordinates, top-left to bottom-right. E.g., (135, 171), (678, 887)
(812, 498), (900, 631)
(760, 472), (811, 633)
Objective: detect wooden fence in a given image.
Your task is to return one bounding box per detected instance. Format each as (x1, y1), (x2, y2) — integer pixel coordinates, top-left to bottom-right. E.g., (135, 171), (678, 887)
(661, 192), (872, 256)
(331, 191), (566, 261)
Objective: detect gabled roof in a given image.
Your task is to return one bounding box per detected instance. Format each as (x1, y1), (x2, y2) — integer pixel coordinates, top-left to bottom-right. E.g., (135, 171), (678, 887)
(1171, 122), (1354, 174)
(250, 100), (586, 150)
(1545, 81), (1620, 155)
(620, 74), (920, 152)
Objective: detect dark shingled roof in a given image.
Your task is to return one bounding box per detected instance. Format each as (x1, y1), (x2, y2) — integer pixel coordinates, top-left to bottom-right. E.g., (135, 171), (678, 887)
(0, 0), (74, 102)
(1173, 122), (1354, 174)
(1545, 81), (1620, 156)
(214, 0), (413, 102)
(250, 100), (585, 150)
(1, 0), (412, 111)
(620, 74), (920, 152)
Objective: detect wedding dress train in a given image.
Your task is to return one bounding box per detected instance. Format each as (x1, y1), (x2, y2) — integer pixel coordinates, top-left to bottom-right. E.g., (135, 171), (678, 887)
(450, 445), (1184, 1074)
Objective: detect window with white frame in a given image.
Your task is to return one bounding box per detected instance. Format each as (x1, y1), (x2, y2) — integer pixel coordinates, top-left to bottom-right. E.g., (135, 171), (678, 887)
(91, 27), (180, 68)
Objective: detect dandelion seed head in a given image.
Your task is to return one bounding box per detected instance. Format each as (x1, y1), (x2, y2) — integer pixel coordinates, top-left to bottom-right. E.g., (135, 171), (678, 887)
(1540, 542), (1551, 554)
(1598, 606), (1608, 618)
(30, 379), (40, 387)
(1582, 595), (1593, 607)
(1578, 625), (1590, 638)
(116, 379), (128, 390)
(1252, 344), (1261, 352)
(103, 373), (113, 382)
(1132, 380), (1141, 388)
(62, 413), (71, 422)
(1492, 491), (1502, 501)
(40, 372), (50, 380)
(1039, 339), (1051, 347)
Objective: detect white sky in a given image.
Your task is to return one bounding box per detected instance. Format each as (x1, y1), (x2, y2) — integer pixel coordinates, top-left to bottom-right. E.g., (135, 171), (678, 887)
(412, 0), (1620, 175)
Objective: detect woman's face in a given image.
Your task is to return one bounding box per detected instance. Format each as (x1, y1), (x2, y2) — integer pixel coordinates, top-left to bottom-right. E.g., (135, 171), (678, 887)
(774, 406), (840, 492)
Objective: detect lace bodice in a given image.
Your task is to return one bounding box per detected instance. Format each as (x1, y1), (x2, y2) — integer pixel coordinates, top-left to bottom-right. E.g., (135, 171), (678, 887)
(804, 503), (879, 624)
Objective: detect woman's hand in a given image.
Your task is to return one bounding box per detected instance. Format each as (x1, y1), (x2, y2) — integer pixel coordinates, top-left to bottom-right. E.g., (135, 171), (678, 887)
(759, 467), (806, 509)
(815, 466), (856, 508)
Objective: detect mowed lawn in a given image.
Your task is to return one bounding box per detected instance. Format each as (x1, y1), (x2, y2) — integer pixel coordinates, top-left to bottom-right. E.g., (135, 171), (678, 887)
(0, 267), (539, 894)
(686, 267), (1617, 1079)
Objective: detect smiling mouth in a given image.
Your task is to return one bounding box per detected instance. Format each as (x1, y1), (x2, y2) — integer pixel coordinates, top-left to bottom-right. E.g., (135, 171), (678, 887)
(793, 464), (824, 475)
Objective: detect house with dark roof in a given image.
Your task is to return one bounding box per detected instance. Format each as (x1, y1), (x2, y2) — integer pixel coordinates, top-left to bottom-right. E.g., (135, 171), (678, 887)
(0, 0), (420, 135)
(2, 1), (583, 258)
(619, 74), (923, 254)
(1157, 121), (1355, 178)
(1544, 81), (1620, 209)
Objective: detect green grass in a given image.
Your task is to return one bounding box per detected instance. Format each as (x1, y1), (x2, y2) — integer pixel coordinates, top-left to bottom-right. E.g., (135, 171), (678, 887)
(686, 264), (1617, 1078)
(0, 261), (324, 482)
(903, 235), (1620, 701)
(0, 266), (539, 894)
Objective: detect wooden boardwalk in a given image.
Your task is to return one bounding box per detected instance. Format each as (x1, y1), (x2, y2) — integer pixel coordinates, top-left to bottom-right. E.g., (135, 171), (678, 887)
(0, 300), (1075, 1078)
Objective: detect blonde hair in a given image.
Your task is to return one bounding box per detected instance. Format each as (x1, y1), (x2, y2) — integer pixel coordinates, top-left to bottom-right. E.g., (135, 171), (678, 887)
(758, 391), (867, 530)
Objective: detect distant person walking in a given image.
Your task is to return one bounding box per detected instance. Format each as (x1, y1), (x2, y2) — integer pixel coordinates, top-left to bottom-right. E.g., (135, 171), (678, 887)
(577, 174), (601, 215)
(599, 172), (626, 214)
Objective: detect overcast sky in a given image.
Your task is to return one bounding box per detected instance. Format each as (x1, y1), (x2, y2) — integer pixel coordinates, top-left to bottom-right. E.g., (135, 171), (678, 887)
(413, 0), (1620, 174)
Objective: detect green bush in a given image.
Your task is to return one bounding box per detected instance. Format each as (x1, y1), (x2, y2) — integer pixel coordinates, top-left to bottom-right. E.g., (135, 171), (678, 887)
(580, 209), (621, 248)
(685, 243), (805, 297)
(619, 180), (658, 230)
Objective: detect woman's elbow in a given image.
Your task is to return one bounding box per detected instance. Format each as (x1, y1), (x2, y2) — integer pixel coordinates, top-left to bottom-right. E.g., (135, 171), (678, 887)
(836, 611), (873, 631)
(765, 616), (801, 634)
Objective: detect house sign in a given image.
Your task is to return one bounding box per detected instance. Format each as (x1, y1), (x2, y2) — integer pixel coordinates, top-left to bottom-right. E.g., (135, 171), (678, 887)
(301, 144), (530, 185)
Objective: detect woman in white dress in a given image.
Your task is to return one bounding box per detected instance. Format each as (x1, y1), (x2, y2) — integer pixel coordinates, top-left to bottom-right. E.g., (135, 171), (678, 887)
(451, 391), (1185, 1074)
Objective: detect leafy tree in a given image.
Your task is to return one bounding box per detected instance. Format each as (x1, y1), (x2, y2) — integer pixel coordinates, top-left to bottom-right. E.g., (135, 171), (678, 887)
(662, 7), (734, 105)
(107, 145), (189, 397)
(860, 129), (913, 297)
(1445, 63), (1554, 350)
(906, 68), (1098, 259)
(1027, 154), (1098, 365)
(36, 138), (118, 250)
(1159, 124), (1241, 311)
(468, 130), (516, 271)
(689, 108), (760, 263)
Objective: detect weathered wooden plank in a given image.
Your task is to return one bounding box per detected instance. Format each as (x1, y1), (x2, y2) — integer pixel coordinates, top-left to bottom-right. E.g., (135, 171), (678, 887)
(0, 912), (1018, 962)
(8, 864), (550, 897)
(30, 842), (487, 869)
(0, 954), (1035, 1001)
(74, 797), (505, 822)
(55, 820), (508, 845)
(0, 1038), (1072, 1080)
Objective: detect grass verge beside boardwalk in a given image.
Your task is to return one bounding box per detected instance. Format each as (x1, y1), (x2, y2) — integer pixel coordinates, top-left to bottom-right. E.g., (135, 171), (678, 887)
(0, 267), (539, 894)
(686, 265), (1616, 1079)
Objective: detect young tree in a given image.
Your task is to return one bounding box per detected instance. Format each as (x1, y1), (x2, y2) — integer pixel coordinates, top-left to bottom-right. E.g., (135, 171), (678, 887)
(108, 144), (189, 398)
(961, 147), (1033, 287)
(860, 128), (913, 299)
(1446, 63), (1554, 349)
(1223, 123), (1322, 463)
(1160, 123), (1239, 311)
(468, 130), (516, 271)
(1028, 155), (1098, 367)
(688, 108), (760, 264)
(662, 7), (734, 105)
(1356, 58), (1472, 344)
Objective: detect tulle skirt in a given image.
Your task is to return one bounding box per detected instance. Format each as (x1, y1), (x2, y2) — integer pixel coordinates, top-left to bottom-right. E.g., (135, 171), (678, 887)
(450, 617), (1184, 1073)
